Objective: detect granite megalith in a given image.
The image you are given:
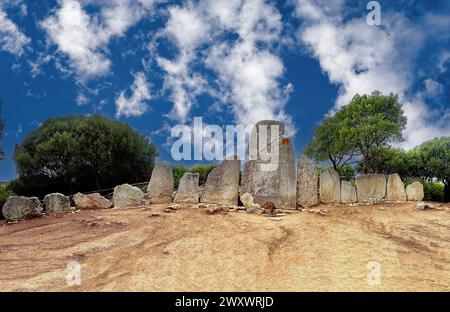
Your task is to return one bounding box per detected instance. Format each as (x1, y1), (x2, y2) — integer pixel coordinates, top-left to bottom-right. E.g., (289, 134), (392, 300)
(113, 184), (144, 208)
(147, 163), (174, 204)
(296, 155), (319, 208)
(406, 182), (424, 201)
(2, 196), (43, 221)
(174, 173), (200, 204)
(241, 120), (297, 209)
(319, 168), (340, 204)
(201, 158), (240, 206)
(386, 174), (407, 202)
(73, 193), (112, 210)
(44, 193), (71, 213)
(341, 181), (357, 204)
(355, 174), (386, 203)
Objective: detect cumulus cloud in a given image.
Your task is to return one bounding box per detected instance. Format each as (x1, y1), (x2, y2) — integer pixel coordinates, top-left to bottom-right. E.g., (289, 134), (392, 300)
(157, 0), (293, 131)
(294, 0), (450, 149)
(115, 72), (151, 117)
(0, 9), (30, 56)
(41, 0), (155, 80)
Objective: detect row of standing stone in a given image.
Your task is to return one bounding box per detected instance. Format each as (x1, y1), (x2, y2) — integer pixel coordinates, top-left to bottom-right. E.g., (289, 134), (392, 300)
(298, 159), (424, 206)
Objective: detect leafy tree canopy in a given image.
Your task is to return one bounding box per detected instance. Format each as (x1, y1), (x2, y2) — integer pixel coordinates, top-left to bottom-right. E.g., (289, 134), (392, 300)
(12, 115), (158, 197)
(306, 91), (407, 174)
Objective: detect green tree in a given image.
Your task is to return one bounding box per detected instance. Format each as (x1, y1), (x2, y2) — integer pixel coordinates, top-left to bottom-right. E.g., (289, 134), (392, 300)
(12, 115), (158, 197)
(306, 91), (407, 174)
(413, 137), (450, 202)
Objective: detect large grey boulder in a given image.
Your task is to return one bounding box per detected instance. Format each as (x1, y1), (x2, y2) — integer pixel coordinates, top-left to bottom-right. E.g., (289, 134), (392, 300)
(319, 168), (340, 204)
(386, 174), (407, 202)
(201, 158), (240, 206)
(241, 120), (297, 209)
(2, 196), (43, 221)
(147, 163), (174, 204)
(174, 173), (200, 204)
(296, 155), (319, 208)
(356, 174), (386, 203)
(341, 181), (357, 204)
(44, 193), (71, 213)
(406, 182), (424, 201)
(113, 184), (144, 208)
(73, 193), (112, 210)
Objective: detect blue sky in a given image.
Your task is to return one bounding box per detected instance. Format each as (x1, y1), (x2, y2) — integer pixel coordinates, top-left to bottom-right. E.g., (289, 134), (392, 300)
(0, 0), (449, 181)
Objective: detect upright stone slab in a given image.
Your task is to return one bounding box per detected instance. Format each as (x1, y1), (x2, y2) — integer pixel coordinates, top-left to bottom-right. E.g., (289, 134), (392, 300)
(296, 155), (319, 208)
(44, 193), (71, 213)
(319, 168), (340, 204)
(406, 182), (424, 201)
(2, 196), (43, 221)
(341, 181), (357, 204)
(386, 174), (407, 202)
(241, 120), (297, 209)
(147, 163), (174, 204)
(174, 173), (200, 204)
(201, 159), (240, 206)
(356, 174), (386, 203)
(113, 184), (144, 208)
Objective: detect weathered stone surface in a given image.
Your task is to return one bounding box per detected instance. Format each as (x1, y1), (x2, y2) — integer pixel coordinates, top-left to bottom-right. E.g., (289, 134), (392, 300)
(174, 173), (199, 204)
(44, 193), (71, 213)
(2, 196), (43, 221)
(355, 174), (386, 203)
(386, 174), (407, 202)
(73, 193), (112, 210)
(201, 159), (240, 206)
(406, 182), (424, 201)
(113, 184), (144, 208)
(240, 192), (256, 208)
(241, 120), (297, 209)
(296, 155), (319, 208)
(147, 163), (174, 204)
(319, 169), (340, 204)
(340, 181), (357, 204)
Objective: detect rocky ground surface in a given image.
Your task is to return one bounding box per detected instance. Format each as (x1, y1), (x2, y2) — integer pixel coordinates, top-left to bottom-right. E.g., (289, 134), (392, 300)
(0, 202), (449, 291)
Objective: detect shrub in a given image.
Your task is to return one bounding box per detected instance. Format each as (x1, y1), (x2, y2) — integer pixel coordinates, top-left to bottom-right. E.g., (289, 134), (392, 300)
(12, 115), (158, 197)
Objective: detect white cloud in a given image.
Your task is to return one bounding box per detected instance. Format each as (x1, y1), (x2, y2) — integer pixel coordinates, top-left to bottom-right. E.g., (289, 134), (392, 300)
(0, 10), (30, 56)
(41, 0), (155, 80)
(157, 0), (293, 132)
(76, 93), (89, 106)
(294, 0), (450, 149)
(115, 72), (151, 117)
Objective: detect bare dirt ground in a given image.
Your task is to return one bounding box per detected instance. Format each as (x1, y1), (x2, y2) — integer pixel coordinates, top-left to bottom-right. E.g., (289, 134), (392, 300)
(0, 202), (449, 292)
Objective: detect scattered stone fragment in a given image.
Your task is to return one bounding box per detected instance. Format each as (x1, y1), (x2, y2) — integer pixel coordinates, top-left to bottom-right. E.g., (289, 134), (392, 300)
(2, 196), (43, 221)
(43, 193), (72, 213)
(261, 201), (276, 216)
(167, 204), (181, 210)
(240, 192), (256, 209)
(113, 184), (144, 208)
(296, 155), (319, 208)
(406, 182), (424, 202)
(174, 173), (199, 204)
(73, 193), (112, 210)
(415, 201), (443, 211)
(308, 208), (329, 216)
(147, 163), (174, 204)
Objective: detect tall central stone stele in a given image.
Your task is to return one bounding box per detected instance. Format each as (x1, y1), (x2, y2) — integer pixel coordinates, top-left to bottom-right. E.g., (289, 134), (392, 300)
(241, 120), (297, 209)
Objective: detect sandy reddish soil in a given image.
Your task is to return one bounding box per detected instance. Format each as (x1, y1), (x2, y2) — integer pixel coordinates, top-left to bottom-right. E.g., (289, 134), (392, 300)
(0, 202), (449, 292)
